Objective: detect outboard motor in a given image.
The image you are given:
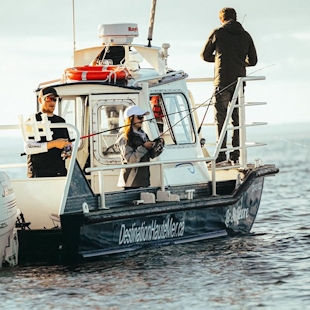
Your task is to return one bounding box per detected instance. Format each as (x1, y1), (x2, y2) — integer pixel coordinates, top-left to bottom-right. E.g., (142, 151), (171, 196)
(0, 171), (19, 267)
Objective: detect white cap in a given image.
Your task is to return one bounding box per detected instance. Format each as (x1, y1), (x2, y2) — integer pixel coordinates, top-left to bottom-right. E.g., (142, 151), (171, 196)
(123, 106), (150, 119)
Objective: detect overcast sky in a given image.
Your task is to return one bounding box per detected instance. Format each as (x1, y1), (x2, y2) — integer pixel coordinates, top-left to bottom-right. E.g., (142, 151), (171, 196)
(0, 0), (310, 125)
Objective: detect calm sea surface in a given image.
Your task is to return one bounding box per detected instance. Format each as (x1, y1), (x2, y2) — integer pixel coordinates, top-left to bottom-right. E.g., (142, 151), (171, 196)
(0, 122), (310, 309)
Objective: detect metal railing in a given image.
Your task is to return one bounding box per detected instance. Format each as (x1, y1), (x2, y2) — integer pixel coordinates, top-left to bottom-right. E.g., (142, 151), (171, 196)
(188, 76), (266, 167)
(0, 121), (80, 216)
(86, 75), (267, 201)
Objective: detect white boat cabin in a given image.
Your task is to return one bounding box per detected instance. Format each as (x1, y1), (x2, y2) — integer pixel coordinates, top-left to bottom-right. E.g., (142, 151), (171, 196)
(36, 23), (212, 193)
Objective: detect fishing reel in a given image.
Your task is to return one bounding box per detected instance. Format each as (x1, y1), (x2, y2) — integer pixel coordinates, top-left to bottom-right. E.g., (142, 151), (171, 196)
(153, 137), (165, 154)
(61, 144), (72, 160)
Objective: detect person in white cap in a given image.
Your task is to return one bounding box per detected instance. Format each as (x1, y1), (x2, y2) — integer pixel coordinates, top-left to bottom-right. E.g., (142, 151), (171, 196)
(116, 105), (164, 189)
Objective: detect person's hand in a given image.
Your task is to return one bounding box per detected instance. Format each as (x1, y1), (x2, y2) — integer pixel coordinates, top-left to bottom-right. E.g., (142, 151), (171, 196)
(143, 141), (154, 150)
(153, 137), (165, 153)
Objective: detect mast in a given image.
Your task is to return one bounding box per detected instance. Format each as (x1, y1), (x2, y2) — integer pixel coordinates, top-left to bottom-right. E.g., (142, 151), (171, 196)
(72, 0), (76, 55)
(147, 0), (157, 47)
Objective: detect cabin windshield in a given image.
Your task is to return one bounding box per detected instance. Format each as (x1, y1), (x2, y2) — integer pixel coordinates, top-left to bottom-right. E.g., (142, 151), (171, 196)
(162, 93), (195, 145)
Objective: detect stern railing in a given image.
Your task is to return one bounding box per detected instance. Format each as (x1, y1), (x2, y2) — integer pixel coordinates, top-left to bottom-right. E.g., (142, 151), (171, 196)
(187, 75), (267, 170)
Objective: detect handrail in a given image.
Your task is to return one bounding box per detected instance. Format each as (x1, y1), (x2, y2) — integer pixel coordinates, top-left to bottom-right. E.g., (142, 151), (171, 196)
(0, 124), (20, 130)
(86, 154), (219, 196)
(37, 79), (62, 89)
(132, 70), (186, 87)
(0, 163), (27, 169)
(211, 76), (266, 169)
(45, 123), (80, 216)
(86, 75), (266, 201)
(0, 122), (80, 216)
(186, 77), (214, 83)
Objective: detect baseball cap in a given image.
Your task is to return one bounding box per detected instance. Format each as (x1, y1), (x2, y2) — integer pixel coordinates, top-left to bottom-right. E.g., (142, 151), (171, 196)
(39, 86), (59, 98)
(123, 106), (150, 119)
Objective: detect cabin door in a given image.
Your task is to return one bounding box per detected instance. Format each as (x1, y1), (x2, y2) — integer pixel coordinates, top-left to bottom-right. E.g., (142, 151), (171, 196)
(89, 93), (139, 192)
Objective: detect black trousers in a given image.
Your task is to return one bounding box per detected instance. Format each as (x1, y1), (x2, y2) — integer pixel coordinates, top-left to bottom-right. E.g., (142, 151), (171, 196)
(213, 85), (241, 162)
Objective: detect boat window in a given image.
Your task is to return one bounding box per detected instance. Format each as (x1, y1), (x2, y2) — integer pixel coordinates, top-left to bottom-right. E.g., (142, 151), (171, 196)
(59, 96), (85, 147)
(95, 99), (132, 159)
(161, 93), (195, 145)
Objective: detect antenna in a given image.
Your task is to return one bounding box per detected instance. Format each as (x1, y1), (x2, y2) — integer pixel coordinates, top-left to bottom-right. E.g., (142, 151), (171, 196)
(72, 0), (76, 55)
(147, 0), (157, 47)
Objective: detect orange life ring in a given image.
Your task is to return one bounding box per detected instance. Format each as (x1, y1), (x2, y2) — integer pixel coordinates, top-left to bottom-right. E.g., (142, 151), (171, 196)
(65, 65), (129, 81)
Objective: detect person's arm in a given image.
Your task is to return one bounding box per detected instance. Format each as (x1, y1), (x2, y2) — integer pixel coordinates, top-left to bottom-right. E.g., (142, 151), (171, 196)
(245, 36), (258, 67)
(24, 141), (47, 155)
(122, 143), (150, 164)
(200, 31), (216, 62)
(47, 139), (71, 150)
(24, 139), (70, 155)
(117, 136), (150, 164)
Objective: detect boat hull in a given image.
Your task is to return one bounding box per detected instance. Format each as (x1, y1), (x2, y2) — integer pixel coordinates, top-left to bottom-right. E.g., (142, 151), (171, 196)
(77, 176), (264, 259)
(16, 169), (270, 265)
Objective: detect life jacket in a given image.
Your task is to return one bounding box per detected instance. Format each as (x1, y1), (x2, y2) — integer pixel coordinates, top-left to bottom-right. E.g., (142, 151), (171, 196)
(151, 96), (164, 119)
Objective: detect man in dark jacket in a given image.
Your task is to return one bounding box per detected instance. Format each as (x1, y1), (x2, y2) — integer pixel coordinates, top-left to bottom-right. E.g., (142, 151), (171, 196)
(201, 7), (257, 163)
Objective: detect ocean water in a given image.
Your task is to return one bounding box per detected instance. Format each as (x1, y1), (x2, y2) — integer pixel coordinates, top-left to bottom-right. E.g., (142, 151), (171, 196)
(0, 122), (310, 309)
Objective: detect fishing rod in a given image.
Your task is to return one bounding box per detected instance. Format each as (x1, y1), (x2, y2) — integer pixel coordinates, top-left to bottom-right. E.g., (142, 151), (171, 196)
(196, 64), (275, 135)
(195, 81), (244, 136)
(157, 63), (276, 140)
(158, 78), (243, 139)
(197, 95), (213, 134)
(241, 14), (247, 24)
(22, 64), (275, 155)
(272, 137), (310, 149)
(79, 104), (211, 140)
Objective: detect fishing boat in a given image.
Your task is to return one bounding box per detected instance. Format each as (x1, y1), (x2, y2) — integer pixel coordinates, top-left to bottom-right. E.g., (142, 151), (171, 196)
(0, 1), (278, 266)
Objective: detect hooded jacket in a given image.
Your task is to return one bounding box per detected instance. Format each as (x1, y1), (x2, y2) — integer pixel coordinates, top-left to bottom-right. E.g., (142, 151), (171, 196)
(201, 20), (257, 87)
(116, 130), (163, 188)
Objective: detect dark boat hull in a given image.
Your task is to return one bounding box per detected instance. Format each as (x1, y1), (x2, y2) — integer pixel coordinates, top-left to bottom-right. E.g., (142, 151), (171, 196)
(16, 164), (278, 265)
(77, 176), (264, 259)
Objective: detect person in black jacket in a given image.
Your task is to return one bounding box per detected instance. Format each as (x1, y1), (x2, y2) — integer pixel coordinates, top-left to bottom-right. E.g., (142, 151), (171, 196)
(25, 86), (72, 177)
(201, 7), (257, 163)
(116, 105), (164, 189)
